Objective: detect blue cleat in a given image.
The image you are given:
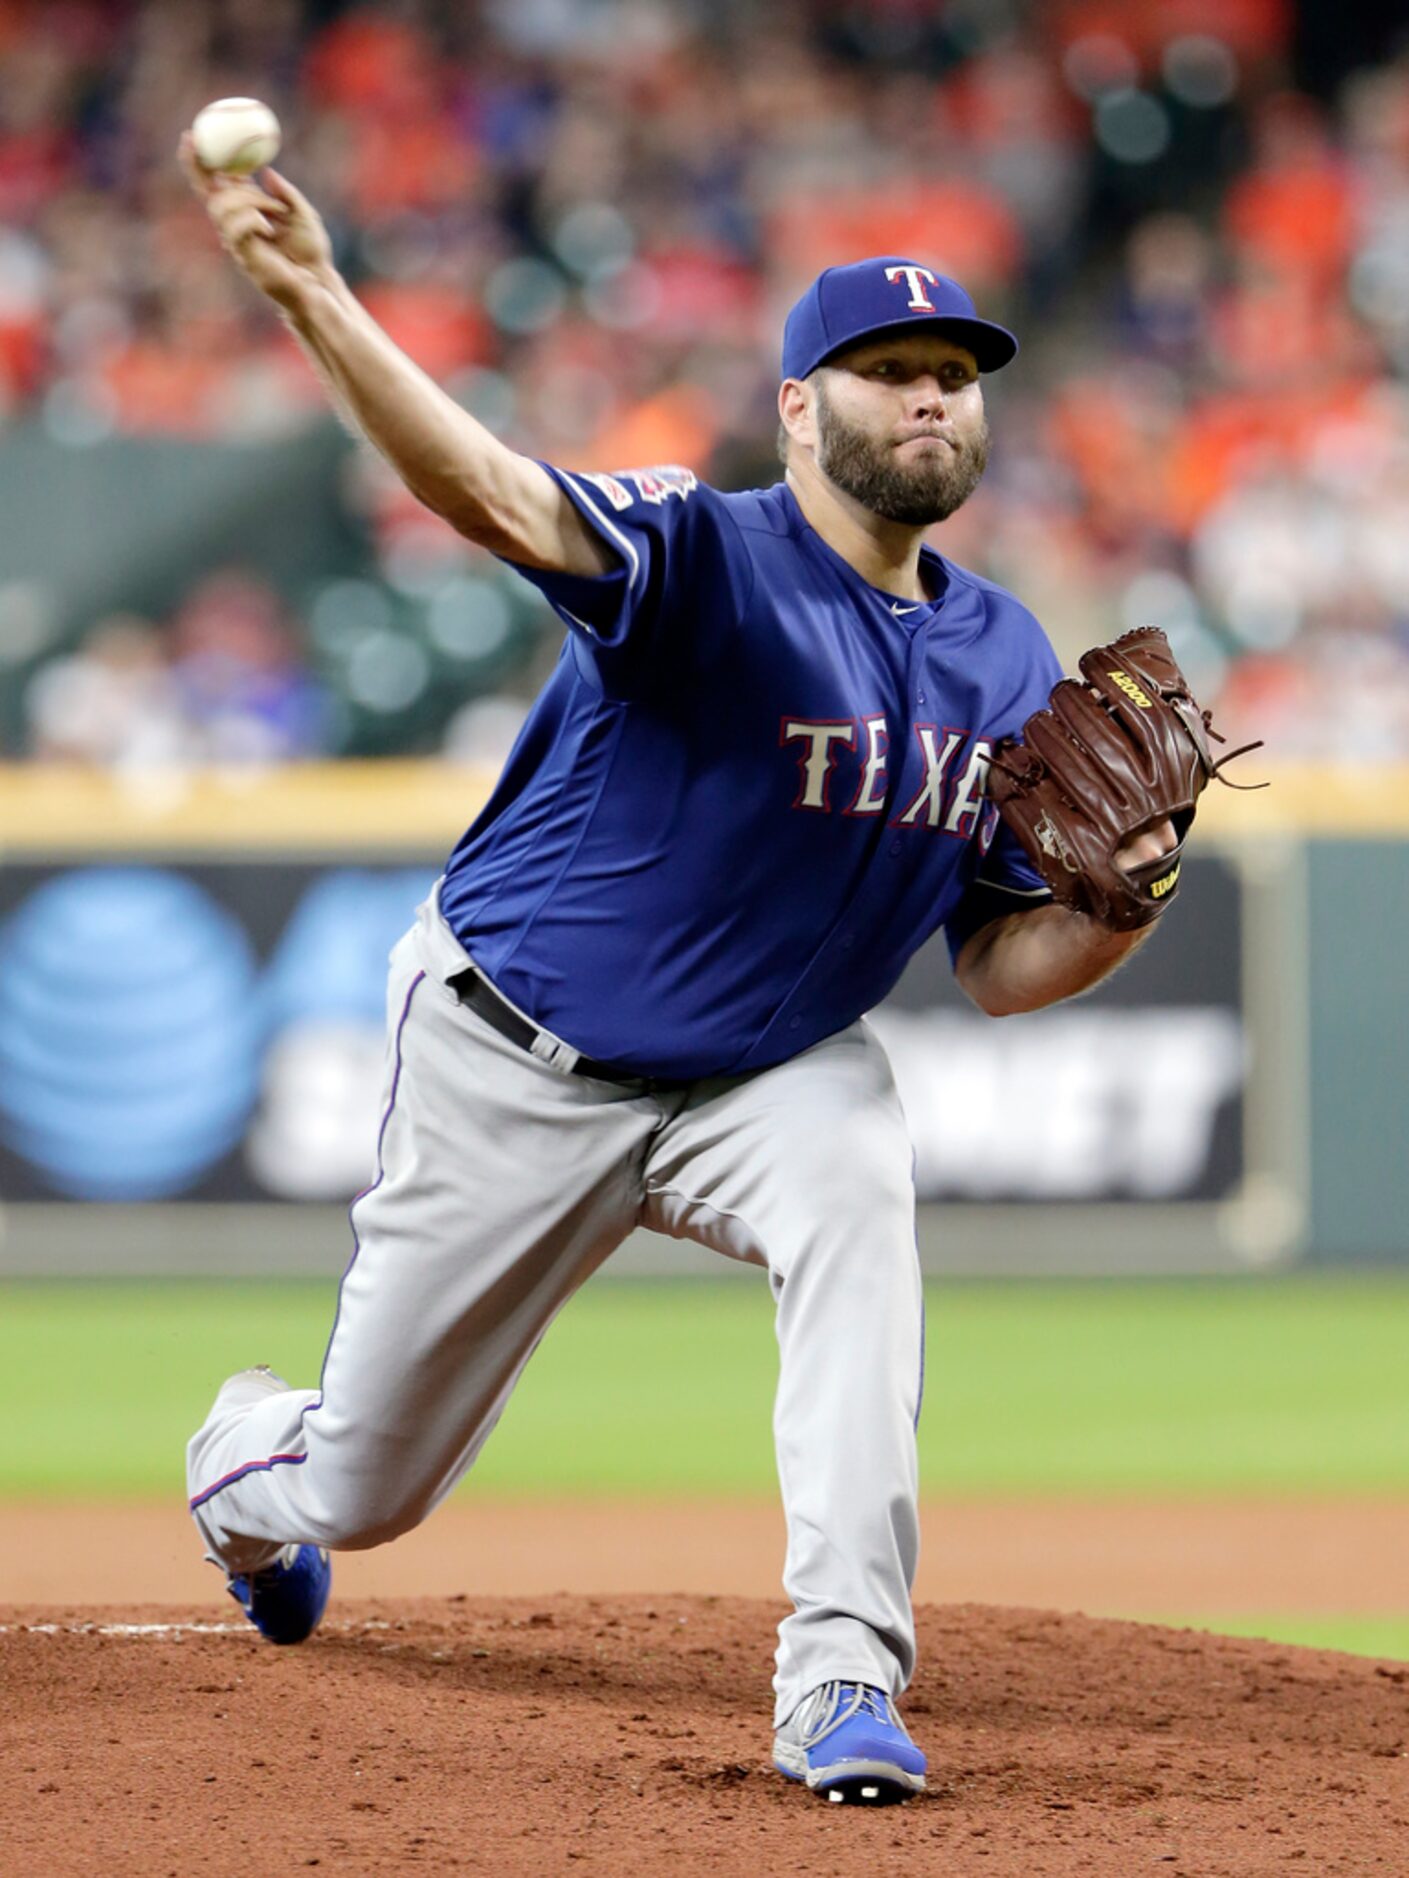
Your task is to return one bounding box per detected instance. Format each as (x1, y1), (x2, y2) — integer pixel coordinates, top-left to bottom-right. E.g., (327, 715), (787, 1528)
(227, 1543), (331, 1645)
(773, 1681), (927, 1803)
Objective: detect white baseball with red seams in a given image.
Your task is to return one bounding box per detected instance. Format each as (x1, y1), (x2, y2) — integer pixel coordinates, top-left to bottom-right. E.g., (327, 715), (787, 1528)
(190, 98), (281, 175)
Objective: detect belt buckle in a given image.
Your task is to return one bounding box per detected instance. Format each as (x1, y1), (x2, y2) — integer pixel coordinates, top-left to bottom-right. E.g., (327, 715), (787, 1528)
(528, 1031), (581, 1075)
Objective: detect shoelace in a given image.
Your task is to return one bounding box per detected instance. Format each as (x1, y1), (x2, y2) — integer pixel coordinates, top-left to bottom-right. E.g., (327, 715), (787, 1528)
(796, 1681), (895, 1748)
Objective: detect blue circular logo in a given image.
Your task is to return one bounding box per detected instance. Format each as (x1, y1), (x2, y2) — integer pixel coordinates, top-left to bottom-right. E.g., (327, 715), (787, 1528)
(0, 869), (262, 1198)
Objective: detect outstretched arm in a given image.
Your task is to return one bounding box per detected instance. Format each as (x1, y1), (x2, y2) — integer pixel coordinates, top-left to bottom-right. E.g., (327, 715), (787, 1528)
(954, 821), (1173, 1015)
(179, 137), (611, 577)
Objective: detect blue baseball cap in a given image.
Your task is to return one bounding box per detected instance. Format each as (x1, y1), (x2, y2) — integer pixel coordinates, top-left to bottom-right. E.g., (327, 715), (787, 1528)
(782, 256), (1019, 381)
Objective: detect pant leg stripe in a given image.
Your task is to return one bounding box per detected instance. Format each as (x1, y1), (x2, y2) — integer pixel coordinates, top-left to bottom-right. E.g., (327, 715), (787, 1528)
(307, 967), (427, 1413)
(915, 1288), (926, 1430)
(187, 969), (426, 1513)
(189, 1451), (306, 1512)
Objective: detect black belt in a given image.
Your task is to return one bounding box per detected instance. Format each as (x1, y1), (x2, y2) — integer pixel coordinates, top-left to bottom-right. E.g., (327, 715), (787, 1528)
(449, 969), (689, 1091)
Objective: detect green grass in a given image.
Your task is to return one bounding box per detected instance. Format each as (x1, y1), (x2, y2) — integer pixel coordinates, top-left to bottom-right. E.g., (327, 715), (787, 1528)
(1157, 1616), (1409, 1662)
(1, 1275), (1407, 1500)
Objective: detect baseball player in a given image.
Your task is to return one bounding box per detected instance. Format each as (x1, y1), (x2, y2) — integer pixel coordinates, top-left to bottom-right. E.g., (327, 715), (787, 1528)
(180, 142), (1188, 1805)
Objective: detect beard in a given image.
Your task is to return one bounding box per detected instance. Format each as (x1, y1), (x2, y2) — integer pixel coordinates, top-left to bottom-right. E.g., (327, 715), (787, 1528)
(814, 383), (990, 525)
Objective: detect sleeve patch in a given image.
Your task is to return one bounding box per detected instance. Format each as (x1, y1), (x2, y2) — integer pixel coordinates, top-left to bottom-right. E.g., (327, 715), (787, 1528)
(580, 472), (634, 512)
(618, 466), (698, 505)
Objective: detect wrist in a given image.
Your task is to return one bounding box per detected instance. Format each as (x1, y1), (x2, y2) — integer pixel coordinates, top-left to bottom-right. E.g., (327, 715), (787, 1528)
(275, 261), (344, 323)
(1077, 906), (1159, 952)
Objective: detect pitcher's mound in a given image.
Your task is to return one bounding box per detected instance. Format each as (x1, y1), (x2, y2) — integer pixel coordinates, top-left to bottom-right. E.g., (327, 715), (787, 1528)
(3, 1596), (1404, 1876)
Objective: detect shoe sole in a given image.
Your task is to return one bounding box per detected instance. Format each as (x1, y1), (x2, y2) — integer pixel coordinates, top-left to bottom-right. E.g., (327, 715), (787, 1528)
(774, 1749), (926, 1804)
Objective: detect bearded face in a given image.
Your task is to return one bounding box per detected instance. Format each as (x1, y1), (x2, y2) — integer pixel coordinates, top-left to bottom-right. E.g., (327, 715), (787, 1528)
(808, 362), (990, 526)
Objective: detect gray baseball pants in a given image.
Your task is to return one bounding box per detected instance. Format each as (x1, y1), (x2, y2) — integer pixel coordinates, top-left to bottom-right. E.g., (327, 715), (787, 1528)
(188, 890), (924, 1724)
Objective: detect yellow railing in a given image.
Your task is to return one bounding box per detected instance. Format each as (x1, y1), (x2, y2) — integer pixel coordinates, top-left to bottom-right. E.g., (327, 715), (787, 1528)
(0, 762), (497, 852)
(1, 760), (1407, 851)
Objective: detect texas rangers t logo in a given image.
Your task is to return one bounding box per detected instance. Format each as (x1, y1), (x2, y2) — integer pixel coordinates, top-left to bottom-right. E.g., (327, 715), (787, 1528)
(884, 265), (938, 311)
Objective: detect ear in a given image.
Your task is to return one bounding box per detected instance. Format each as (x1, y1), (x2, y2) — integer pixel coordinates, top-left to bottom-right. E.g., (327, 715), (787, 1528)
(778, 376), (817, 456)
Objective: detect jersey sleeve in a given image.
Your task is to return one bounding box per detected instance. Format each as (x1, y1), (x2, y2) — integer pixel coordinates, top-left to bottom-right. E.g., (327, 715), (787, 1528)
(943, 622), (1065, 967)
(503, 464), (749, 698)
(943, 823), (1055, 965)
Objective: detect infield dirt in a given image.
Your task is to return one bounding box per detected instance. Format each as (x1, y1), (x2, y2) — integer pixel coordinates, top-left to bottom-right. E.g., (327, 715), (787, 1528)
(4, 1595), (1406, 1876)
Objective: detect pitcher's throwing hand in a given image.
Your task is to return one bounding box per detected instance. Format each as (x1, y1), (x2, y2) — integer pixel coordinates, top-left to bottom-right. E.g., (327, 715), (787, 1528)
(179, 131), (331, 306)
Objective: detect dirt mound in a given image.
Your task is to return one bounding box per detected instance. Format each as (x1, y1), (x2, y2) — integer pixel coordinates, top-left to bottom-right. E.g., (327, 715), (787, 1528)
(3, 1596), (1405, 1876)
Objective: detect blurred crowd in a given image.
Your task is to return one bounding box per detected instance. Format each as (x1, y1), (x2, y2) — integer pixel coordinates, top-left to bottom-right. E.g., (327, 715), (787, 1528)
(4, 0), (1409, 763)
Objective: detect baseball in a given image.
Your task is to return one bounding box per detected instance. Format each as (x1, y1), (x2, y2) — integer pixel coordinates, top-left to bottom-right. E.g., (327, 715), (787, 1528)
(190, 97), (281, 175)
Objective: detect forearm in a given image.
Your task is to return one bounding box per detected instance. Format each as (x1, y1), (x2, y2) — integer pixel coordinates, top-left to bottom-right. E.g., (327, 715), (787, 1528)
(184, 153), (613, 573)
(955, 902), (1155, 1017)
(281, 269), (538, 557)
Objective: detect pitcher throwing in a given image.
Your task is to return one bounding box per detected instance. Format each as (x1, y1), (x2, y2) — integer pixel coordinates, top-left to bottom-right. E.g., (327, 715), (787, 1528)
(181, 134), (1218, 1804)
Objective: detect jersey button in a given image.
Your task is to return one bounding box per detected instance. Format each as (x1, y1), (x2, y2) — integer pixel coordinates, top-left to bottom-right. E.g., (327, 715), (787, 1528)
(889, 838), (903, 857)
(788, 1015), (802, 1030)
(840, 934), (855, 950)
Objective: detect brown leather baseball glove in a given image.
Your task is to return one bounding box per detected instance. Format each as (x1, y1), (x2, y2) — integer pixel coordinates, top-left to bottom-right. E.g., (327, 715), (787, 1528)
(988, 626), (1259, 932)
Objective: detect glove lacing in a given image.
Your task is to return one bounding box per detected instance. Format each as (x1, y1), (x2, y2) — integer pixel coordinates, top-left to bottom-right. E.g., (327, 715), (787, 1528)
(1202, 714), (1268, 791)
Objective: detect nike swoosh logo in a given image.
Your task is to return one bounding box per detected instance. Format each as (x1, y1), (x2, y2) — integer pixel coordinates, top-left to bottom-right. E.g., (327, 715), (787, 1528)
(890, 603), (921, 616)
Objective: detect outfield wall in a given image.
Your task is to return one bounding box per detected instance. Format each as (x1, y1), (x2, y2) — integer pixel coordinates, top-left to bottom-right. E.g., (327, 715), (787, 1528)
(0, 762), (1402, 1275)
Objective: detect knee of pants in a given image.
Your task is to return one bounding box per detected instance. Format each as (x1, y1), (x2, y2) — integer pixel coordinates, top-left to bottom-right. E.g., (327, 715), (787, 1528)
(300, 1477), (432, 1553)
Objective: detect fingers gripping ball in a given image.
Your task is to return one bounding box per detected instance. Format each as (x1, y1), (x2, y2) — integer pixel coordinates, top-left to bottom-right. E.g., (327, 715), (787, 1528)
(191, 98), (281, 175)
(988, 626), (1262, 932)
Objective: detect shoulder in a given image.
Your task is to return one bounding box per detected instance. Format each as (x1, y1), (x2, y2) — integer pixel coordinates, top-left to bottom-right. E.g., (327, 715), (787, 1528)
(557, 464), (752, 549)
(564, 469), (792, 542)
(936, 554), (1046, 634)
(550, 463), (710, 523)
(715, 480), (796, 538)
(938, 555), (1061, 662)
(932, 554), (1065, 720)
(568, 464), (707, 509)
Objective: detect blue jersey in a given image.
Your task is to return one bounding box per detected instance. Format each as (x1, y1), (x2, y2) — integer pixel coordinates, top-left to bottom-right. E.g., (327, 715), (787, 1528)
(439, 466), (1063, 1078)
